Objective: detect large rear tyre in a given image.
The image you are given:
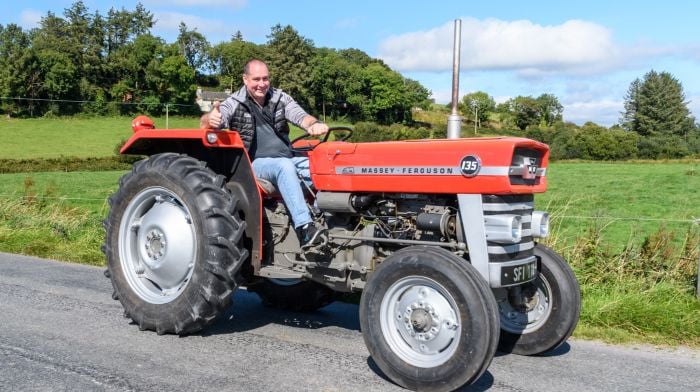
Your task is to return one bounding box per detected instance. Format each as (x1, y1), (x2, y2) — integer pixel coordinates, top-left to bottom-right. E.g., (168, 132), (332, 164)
(496, 244), (581, 355)
(360, 247), (499, 392)
(103, 153), (248, 335)
(248, 279), (336, 312)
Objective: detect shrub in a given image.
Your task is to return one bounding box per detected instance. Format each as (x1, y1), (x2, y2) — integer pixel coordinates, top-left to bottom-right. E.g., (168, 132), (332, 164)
(638, 135), (690, 159)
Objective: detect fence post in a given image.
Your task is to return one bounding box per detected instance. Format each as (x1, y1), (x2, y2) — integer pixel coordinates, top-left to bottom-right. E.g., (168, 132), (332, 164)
(165, 104), (170, 129)
(696, 251), (699, 299)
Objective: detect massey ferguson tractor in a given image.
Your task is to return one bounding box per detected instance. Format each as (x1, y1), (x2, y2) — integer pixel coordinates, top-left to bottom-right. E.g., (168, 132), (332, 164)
(103, 116), (580, 392)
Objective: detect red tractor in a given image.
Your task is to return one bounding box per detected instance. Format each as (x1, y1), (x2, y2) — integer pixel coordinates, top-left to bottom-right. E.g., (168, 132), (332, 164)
(103, 116), (580, 392)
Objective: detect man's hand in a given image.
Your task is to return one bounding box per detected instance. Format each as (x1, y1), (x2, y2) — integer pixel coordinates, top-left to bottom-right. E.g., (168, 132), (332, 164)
(200, 101), (222, 129)
(308, 121), (329, 136)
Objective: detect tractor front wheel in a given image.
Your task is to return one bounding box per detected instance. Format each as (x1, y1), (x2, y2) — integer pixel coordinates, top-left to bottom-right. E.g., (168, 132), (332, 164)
(360, 247), (499, 392)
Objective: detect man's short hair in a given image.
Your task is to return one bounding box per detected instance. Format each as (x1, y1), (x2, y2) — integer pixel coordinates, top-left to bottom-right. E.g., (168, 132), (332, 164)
(243, 59), (267, 75)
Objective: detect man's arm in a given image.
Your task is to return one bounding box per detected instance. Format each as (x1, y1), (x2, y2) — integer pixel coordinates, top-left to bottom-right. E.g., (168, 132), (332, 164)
(300, 115), (329, 136)
(281, 93), (329, 136)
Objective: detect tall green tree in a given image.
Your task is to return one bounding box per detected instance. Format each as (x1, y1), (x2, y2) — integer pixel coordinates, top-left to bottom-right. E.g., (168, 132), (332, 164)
(621, 70), (695, 137)
(105, 3), (153, 55)
(621, 78), (641, 132)
(177, 22), (210, 72)
(266, 24), (315, 107)
(0, 24), (39, 114)
(309, 48), (360, 119)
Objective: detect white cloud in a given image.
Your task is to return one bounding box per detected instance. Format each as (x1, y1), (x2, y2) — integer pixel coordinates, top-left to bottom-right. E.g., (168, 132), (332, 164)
(378, 18), (625, 76)
(563, 99), (623, 126)
(19, 9), (42, 29)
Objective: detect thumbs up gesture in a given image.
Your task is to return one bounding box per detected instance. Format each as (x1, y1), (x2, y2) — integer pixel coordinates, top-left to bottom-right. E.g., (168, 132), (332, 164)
(208, 100), (222, 128)
(201, 100), (222, 129)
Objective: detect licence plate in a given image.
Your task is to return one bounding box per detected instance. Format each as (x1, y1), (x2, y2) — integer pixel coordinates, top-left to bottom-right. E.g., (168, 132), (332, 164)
(501, 260), (538, 286)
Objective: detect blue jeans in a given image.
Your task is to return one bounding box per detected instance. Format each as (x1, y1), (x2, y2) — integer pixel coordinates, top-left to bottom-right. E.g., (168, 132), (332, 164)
(252, 156), (312, 228)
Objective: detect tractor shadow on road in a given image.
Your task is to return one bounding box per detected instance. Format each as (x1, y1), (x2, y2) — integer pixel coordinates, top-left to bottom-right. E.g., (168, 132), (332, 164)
(495, 341), (572, 358)
(199, 288), (362, 335)
(199, 288), (506, 391)
(195, 288), (571, 391)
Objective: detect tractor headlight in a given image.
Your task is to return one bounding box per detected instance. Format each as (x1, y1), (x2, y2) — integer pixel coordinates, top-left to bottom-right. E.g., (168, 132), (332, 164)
(206, 132), (218, 144)
(484, 215), (522, 243)
(531, 211), (550, 238)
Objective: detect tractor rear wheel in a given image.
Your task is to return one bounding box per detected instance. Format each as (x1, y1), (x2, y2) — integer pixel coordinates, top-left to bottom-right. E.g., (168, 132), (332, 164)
(103, 153), (248, 335)
(360, 247), (499, 392)
(496, 243), (580, 355)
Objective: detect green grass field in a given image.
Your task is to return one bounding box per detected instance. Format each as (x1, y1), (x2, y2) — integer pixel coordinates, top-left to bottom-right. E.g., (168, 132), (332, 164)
(538, 161), (699, 251)
(0, 117), (698, 347)
(0, 115), (314, 160)
(0, 116), (203, 159)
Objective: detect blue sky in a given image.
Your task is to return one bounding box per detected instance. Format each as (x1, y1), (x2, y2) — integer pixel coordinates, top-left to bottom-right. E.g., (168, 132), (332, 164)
(2, 0), (699, 126)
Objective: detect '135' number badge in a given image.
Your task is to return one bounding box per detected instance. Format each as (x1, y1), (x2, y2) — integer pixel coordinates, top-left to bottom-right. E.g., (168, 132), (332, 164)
(460, 155), (481, 177)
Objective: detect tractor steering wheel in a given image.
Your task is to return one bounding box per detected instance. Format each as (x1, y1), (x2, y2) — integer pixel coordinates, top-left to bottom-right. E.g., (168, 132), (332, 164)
(290, 126), (353, 153)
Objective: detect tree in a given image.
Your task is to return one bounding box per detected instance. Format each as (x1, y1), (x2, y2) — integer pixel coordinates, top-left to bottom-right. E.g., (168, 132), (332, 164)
(0, 23), (39, 115)
(210, 38), (265, 91)
(403, 78), (431, 111)
(511, 96), (541, 130)
(536, 93), (563, 126)
(360, 63), (410, 124)
(148, 43), (198, 114)
(266, 24), (315, 107)
(621, 70), (695, 137)
(620, 78), (640, 132)
(105, 3), (153, 55)
(177, 22), (210, 72)
(460, 91), (495, 129)
(309, 48), (361, 119)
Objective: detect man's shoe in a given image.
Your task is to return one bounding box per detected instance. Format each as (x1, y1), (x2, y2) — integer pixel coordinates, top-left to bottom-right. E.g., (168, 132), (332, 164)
(296, 223), (327, 250)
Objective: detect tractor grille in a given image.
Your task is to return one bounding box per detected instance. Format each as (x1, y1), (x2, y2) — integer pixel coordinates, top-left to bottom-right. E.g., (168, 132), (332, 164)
(482, 194), (535, 262)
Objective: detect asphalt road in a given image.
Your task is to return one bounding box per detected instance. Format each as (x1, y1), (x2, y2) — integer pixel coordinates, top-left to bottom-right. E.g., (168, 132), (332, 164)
(1, 252), (698, 392)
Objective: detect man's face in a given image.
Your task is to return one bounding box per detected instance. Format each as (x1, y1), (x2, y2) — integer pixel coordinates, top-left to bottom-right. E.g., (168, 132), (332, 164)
(243, 62), (270, 102)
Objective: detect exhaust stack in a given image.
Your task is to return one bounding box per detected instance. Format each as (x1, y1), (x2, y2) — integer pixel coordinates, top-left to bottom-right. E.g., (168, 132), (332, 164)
(446, 19), (462, 139)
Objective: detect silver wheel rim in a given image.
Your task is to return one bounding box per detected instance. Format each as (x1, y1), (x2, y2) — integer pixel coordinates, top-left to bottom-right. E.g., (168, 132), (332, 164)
(499, 274), (553, 334)
(380, 276), (461, 368)
(118, 186), (197, 304)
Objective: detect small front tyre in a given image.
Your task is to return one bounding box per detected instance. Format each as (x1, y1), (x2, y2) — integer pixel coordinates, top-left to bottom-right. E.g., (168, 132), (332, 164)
(360, 247), (499, 392)
(496, 243), (581, 355)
